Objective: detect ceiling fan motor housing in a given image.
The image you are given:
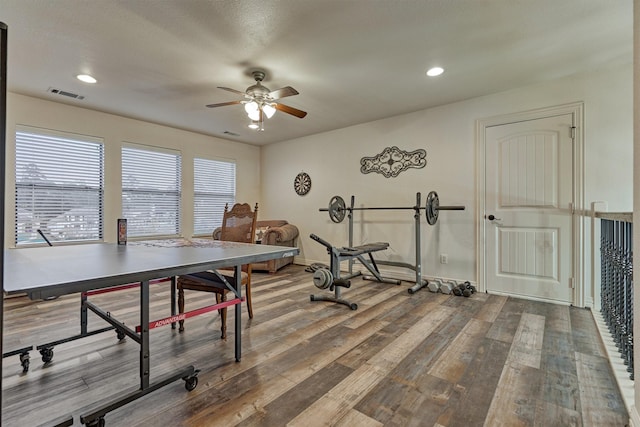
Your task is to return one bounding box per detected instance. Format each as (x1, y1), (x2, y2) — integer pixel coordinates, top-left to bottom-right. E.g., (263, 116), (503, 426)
(252, 70), (266, 82)
(246, 84), (270, 100)
(247, 71), (270, 100)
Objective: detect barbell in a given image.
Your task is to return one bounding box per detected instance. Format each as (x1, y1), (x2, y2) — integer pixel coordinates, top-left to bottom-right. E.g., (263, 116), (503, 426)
(320, 191), (465, 225)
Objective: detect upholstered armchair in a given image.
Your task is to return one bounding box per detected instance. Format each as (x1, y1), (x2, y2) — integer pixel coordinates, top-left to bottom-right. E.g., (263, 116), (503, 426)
(213, 219), (298, 273)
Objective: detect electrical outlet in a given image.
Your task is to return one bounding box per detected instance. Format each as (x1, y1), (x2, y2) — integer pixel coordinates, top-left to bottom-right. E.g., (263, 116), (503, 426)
(440, 254), (448, 264)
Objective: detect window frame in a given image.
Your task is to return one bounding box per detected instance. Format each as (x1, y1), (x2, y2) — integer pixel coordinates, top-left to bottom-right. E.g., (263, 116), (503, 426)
(14, 125), (105, 246)
(193, 156), (236, 237)
(121, 143), (182, 239)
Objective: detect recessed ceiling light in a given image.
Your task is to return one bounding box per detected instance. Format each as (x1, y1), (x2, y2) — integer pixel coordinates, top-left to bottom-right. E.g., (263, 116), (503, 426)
(426, 67), (444, 77)
(76, 74), (97, 84)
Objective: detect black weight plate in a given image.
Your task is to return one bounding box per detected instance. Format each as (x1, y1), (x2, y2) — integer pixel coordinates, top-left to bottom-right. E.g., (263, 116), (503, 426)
(425, 191), (439, 225)
(328, 195), (346, 223)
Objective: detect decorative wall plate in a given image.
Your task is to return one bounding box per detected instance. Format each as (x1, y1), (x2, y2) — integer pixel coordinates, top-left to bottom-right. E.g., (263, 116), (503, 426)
(294, 172), (311, 195)
(360, 146), (427, 178)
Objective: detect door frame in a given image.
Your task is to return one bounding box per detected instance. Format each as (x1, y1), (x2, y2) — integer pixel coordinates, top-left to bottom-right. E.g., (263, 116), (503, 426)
(476, 102), (585, 306)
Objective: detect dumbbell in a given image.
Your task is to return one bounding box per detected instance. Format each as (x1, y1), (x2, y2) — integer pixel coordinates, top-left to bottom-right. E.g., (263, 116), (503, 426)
(452, 282), (463, 296)
(439, 280), (456, 295)
(460, 281), (477, 297)
(427, 278), (442, 293)
(448, 281), (474, 297)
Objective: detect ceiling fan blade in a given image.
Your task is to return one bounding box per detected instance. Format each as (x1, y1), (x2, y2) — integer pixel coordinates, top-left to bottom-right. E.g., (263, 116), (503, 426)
(268, 86), (299, 100)
(274, 103), (307, 118)
(206, 100), (242, 108)
(217, 86), (246, 95)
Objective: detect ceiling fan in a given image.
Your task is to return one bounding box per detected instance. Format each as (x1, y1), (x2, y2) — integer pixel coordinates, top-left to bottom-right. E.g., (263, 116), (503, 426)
(206, 70), (307, 130)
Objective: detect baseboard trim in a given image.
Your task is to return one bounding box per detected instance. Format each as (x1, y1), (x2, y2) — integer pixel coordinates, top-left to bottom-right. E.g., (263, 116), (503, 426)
(630, 404), (640, 427)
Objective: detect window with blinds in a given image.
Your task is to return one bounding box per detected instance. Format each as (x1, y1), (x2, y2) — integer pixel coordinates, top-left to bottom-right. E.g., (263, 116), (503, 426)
(193, 157), (236, 236)
(122, 145), (181, 238)
(15, 126), (104, 245)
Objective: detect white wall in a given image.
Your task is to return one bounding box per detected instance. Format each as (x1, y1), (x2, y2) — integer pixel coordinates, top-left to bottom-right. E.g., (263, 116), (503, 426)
(5, 92), (261, 247)
(261, 63), (633, 289)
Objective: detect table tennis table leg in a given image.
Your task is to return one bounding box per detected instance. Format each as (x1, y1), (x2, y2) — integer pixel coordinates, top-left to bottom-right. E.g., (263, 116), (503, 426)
(81, 292), (88, 335)
(234, 264), (241, 362)
(170, 276), (177, 329)
(79, 277), (199, 426)
(140, 279), (150, 389)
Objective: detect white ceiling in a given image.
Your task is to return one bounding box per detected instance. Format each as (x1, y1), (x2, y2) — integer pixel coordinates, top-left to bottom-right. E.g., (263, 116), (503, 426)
(0, 0), (633, 146)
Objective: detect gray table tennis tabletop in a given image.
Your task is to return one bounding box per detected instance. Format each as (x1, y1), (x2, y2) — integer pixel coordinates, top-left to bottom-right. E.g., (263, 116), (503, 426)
(4, 240), (298, 299)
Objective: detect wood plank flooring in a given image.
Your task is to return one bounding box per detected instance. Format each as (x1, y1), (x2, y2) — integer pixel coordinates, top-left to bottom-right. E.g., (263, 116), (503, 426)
(1, 265), (629, 426)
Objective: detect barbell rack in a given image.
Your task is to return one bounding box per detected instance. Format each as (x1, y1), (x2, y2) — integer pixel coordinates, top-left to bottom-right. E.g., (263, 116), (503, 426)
(320, 191), (464, 225)
(317, 192), (465, 293)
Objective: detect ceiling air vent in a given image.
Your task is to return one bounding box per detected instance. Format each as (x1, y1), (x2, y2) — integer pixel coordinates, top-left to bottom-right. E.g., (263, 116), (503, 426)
(47, 87), (85, 100)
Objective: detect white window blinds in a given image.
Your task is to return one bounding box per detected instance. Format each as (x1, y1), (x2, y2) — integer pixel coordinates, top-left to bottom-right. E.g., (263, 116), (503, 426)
(122, 145), (181, 238)
(15, 126), (104, 245)
(193, 157), (236, 236)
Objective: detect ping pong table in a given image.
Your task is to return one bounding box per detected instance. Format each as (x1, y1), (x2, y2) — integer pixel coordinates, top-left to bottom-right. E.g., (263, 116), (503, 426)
(3, 240), (298, 427)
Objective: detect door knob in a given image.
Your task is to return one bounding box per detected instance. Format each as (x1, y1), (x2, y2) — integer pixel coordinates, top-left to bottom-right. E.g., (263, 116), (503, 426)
(487, 214), (501, 221)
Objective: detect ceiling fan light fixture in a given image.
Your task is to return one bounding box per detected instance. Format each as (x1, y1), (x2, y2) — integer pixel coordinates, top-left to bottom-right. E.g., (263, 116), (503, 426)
(248, 119), (264, 131)
(262, 103), (276, 119)
(244, 101), (258, 114)
(247, 108), (260, 121)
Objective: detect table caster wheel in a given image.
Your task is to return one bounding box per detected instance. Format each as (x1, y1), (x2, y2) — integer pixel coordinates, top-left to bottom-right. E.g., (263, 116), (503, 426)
(20, 352), (30, 373)
(350, 303), (358, 310)
(40, 347), (54, 363)
(183, 369), (200, 392)
(184, 376), (198, 391)
(87, 416), (106, 427)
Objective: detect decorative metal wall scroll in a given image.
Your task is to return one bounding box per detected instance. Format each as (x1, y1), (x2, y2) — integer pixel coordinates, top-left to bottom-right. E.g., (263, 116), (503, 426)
(360, 146), (427, 178)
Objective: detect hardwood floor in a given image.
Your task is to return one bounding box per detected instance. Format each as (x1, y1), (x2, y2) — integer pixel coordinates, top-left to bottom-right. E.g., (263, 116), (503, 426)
(2, 265), (629, 426)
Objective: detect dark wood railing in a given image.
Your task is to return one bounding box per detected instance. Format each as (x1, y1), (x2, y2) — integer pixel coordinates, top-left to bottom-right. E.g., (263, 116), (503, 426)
(596, 212), (633, 380)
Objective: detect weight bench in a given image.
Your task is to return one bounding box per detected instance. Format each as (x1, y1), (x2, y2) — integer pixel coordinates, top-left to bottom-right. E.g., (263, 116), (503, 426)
(309, 234), (400, 310)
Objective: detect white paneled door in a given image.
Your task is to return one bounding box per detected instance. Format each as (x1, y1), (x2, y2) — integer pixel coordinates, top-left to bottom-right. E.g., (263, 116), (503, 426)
(485, 114), (574, 303)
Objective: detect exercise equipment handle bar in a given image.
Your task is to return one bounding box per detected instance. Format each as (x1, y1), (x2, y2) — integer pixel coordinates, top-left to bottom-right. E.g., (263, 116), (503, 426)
(310, 233), (332, 250)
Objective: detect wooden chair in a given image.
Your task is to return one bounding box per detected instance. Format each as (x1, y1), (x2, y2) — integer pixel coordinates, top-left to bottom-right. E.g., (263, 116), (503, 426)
(177, 202), (258, 338)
